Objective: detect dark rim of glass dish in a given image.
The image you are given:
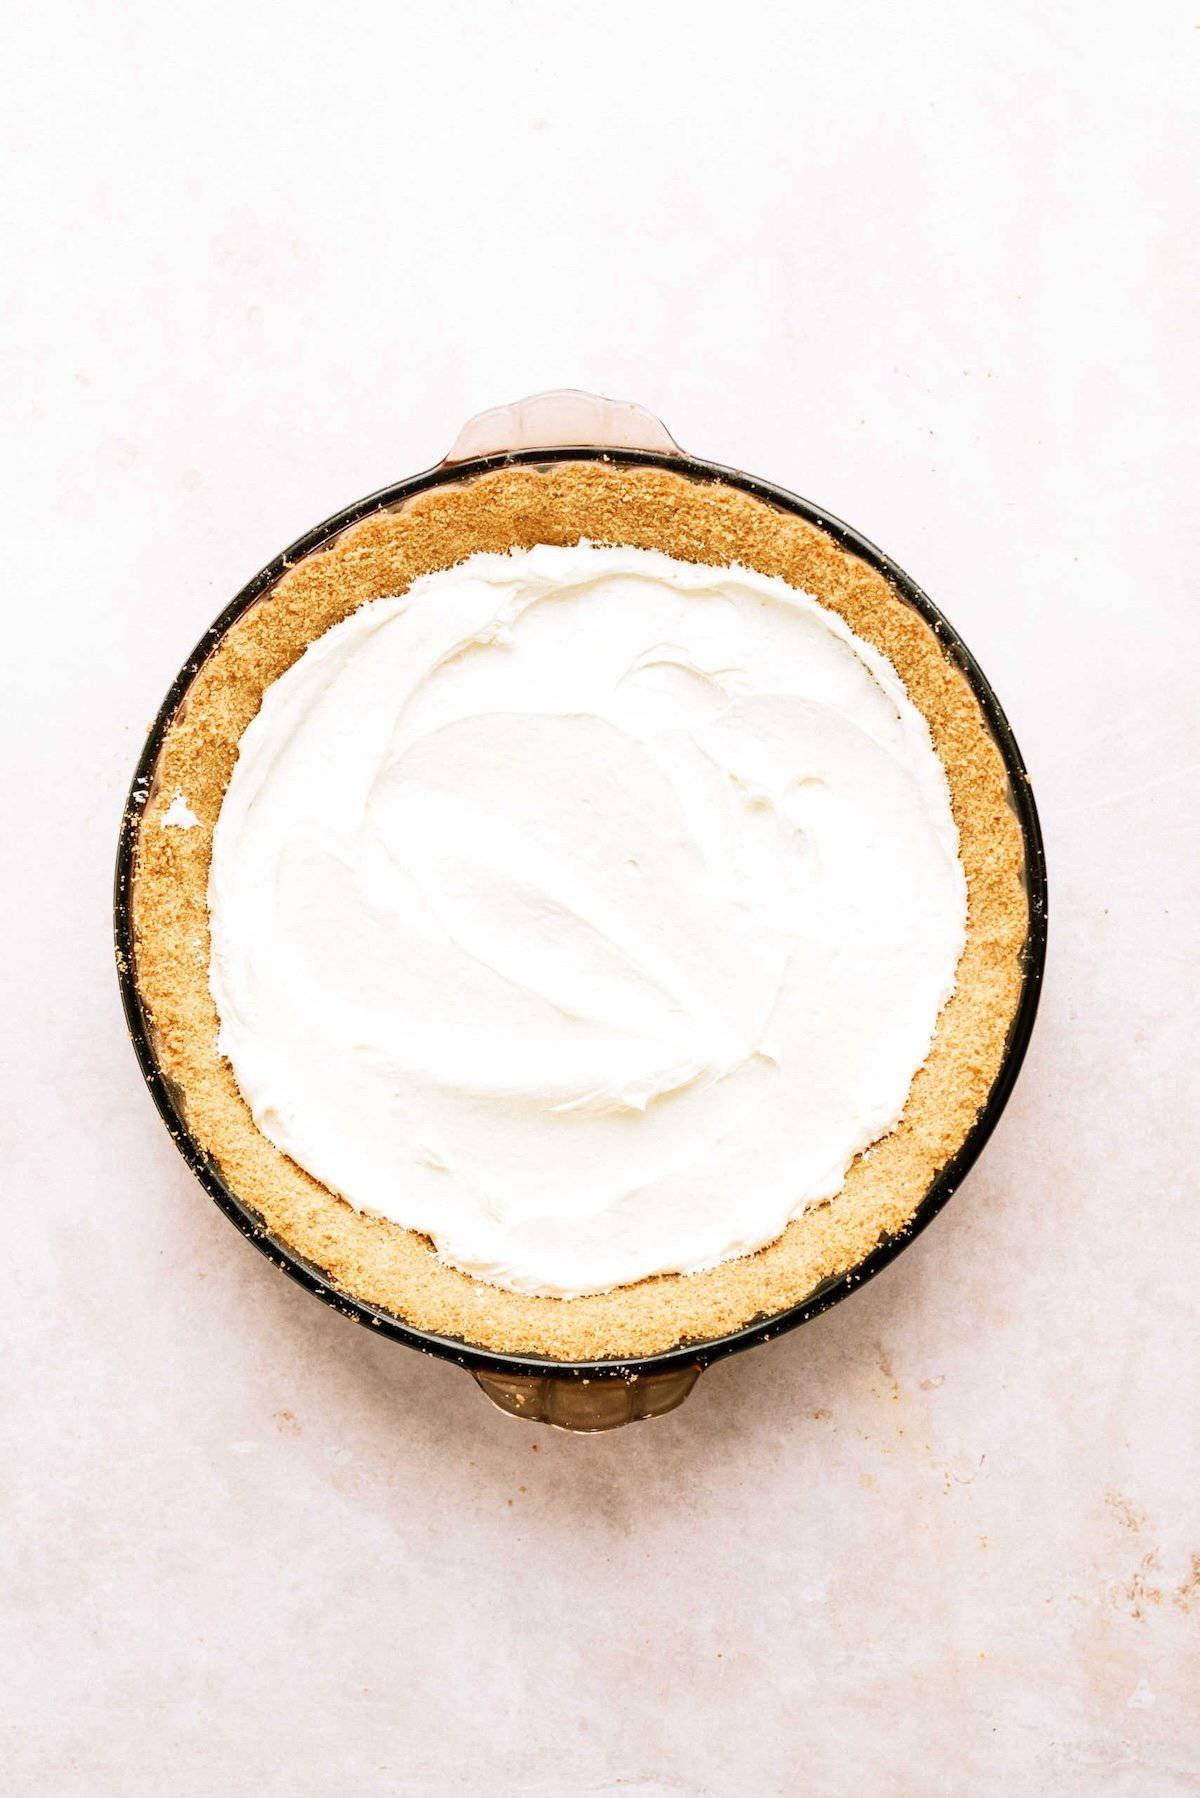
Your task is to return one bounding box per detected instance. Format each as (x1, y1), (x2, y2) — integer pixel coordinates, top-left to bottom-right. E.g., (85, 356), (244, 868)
(114, 445), (1048, 1384)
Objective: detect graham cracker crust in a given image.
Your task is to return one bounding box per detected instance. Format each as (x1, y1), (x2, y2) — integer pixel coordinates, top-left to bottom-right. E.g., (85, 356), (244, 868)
(130, 461), (1029, 1361)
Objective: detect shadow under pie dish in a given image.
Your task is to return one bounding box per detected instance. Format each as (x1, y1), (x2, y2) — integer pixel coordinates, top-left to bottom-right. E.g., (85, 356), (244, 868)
(116, 393), (1045, 1429)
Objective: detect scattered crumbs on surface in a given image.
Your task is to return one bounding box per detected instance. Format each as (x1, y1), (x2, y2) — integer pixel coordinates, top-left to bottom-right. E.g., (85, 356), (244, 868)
(920, 1375), (945, 1390)
(810, 1407), (832, 1422)
(274, 1410), (301, 1435)
(530, 1442), (538, 1452)
(1173, 1552), (1200, 1612)
(162, 790), (200, 829)
(1105, 1489), (1146, 1532)
(1107, 1548), (1200, 1621)
(1109, 1549), (1165, 1620)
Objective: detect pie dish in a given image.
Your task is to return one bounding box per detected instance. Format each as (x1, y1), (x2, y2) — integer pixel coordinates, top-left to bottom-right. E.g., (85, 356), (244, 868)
(116, 393), (1046, 1428)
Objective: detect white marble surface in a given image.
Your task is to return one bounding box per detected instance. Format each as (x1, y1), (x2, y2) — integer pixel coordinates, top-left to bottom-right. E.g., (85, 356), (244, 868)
(4, 3), (1196, 1793)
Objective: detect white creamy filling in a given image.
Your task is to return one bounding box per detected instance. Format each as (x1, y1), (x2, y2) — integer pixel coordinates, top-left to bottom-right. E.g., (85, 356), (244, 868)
(208, 544), (967, 1298)
(161, 791), (199, 829)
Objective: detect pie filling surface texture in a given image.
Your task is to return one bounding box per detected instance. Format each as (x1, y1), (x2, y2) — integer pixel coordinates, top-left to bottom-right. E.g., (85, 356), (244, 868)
(207, 543), (967, 1298)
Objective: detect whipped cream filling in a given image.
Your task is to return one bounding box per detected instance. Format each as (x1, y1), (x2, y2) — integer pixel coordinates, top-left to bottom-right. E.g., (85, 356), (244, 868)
(209, 544), (967, 1298)
(161, 791), (199, 829)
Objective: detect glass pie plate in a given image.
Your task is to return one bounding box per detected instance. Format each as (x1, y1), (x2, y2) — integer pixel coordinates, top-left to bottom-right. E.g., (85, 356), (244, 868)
(115, 391), (1047, 1431)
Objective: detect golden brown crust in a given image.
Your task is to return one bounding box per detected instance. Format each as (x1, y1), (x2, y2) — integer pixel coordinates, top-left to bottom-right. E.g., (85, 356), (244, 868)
(130, 462), (1028, 1359)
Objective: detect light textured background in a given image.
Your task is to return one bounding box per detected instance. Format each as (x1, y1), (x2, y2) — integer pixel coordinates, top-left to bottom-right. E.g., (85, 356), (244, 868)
(4, 3), (1197, 1793)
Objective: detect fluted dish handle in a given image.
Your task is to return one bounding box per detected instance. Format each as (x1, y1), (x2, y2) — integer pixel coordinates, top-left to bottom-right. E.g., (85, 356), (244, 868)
(443, 388), (682, 464)
(472, 1364), (702, 1432)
